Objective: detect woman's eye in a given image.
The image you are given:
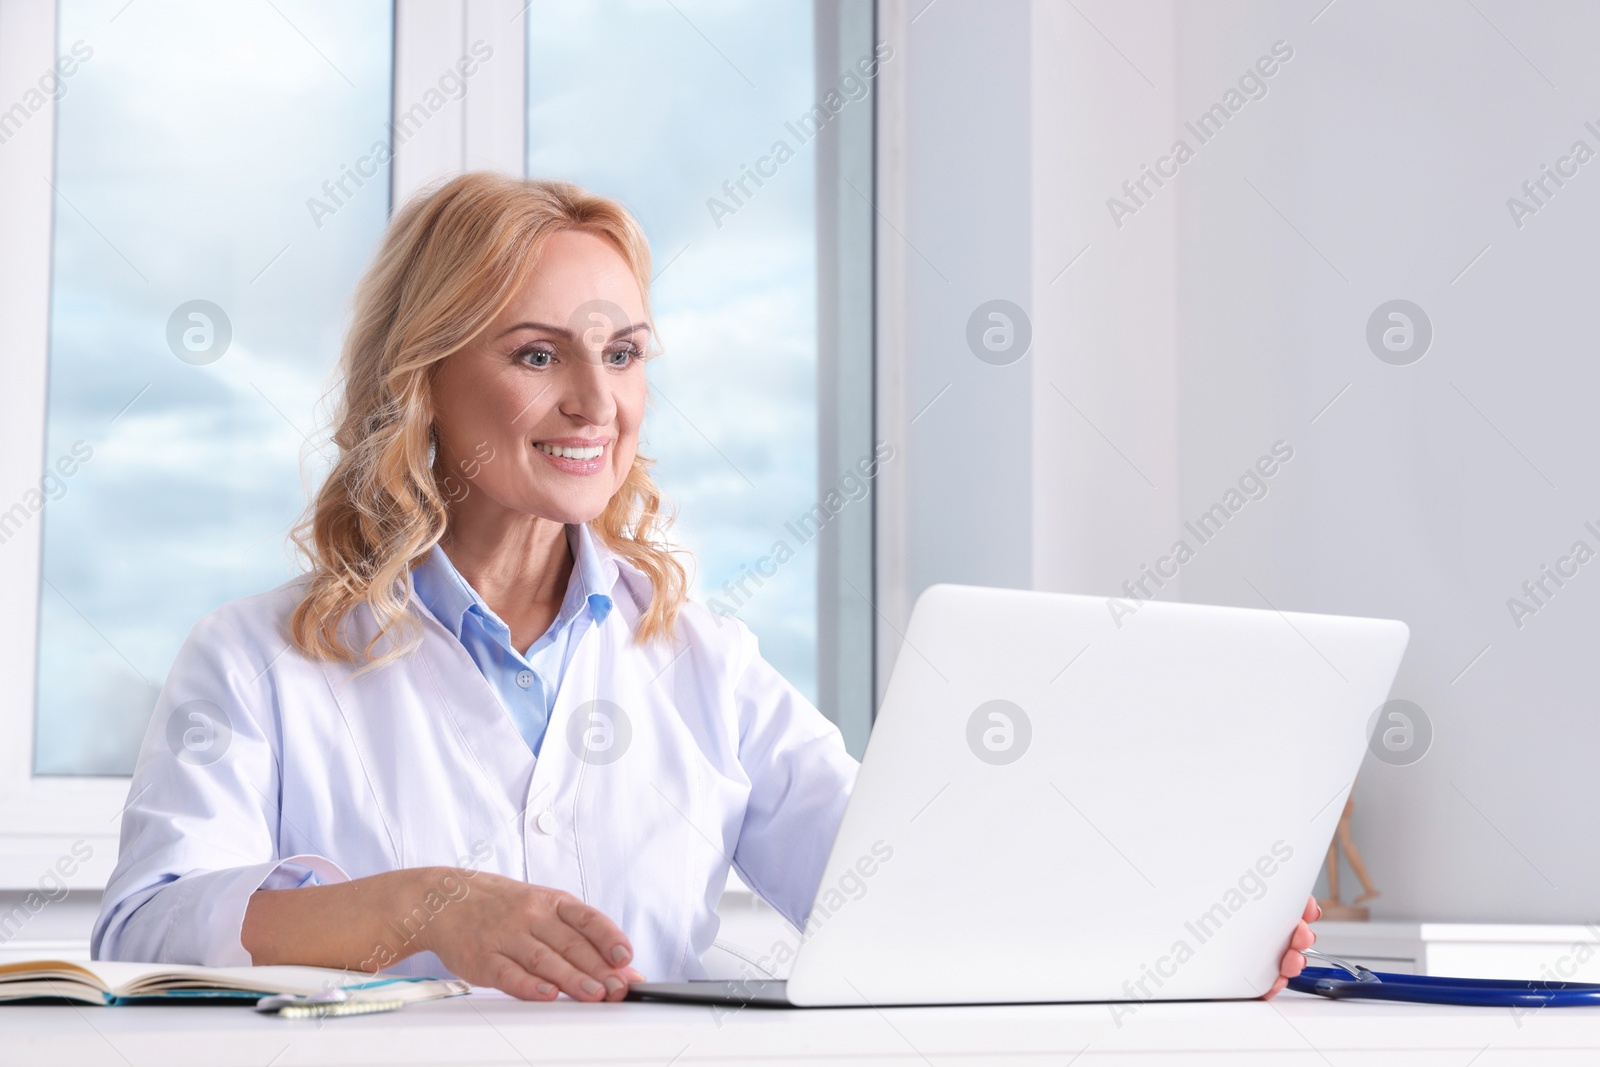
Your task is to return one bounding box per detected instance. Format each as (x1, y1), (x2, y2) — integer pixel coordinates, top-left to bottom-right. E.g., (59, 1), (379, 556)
(520, 347), (555, 368)
(604, 343), (641, 367)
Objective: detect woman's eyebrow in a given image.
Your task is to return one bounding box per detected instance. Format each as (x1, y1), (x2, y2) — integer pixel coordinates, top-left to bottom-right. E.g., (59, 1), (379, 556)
(496, 320), (651, 341)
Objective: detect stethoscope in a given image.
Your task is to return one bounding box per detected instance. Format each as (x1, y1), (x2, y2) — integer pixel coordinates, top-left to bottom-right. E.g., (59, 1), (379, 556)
(1291, 950), (1600, 1007)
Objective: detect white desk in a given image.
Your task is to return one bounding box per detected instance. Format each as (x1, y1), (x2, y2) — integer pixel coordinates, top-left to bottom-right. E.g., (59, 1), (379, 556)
(4, 989), (1599, 1066)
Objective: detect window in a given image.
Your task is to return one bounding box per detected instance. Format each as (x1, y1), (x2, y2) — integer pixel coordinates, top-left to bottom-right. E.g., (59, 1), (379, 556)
(525, 0), (877, 752)
(0, 0), (875, 885)
(30, 0), (394, 775)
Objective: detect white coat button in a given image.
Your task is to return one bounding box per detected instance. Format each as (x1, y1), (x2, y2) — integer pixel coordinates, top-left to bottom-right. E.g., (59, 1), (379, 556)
(535, 810), (559, 835)
(516, 669), (535, 689)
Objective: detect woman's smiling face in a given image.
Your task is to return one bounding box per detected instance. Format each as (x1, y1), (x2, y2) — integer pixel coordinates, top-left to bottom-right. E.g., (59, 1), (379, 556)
(430, 229), (650, 524)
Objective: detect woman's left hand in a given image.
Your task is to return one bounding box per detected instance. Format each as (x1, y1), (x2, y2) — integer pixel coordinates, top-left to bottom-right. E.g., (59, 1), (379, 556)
(1262, 895), (1320, 999)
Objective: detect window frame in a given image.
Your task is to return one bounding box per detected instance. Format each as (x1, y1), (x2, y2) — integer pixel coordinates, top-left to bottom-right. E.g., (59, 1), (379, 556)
(813, 0), (879, 758)
(0, 0), (884, 890)
(0, 0), (124, 889)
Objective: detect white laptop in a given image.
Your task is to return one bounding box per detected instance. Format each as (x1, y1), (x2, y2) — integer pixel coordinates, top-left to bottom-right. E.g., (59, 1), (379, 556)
(631, 583), (1409, 1008)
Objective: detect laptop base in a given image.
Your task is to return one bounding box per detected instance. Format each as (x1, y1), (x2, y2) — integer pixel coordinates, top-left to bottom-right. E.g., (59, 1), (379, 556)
(627, 979), (794, 1007)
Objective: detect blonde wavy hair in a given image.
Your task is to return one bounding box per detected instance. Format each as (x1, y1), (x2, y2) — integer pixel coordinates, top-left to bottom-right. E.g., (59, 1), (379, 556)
(289, 172), (688, 670)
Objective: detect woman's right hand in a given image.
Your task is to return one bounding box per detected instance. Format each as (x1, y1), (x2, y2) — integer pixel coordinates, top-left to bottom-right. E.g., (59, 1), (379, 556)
(414, 869), (644, 1001)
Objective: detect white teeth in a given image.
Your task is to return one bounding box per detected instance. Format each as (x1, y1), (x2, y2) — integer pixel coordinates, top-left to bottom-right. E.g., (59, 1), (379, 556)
(535, 442), (604, 461)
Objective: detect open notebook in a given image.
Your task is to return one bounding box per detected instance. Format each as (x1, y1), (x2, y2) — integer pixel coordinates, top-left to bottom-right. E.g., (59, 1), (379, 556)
(0, 960), (470, 1006)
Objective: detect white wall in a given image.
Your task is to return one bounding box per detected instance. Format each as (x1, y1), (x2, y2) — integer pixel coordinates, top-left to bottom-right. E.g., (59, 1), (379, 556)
(874, 0), (1037, 696)
(1024, 0), (1600, 922)
(900, 0), (1036, 597)
(1030, 0), (1180, 597)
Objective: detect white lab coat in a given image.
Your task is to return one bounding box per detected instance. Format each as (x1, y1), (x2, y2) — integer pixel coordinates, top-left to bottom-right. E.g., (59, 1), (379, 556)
(92, 545), (859, 981)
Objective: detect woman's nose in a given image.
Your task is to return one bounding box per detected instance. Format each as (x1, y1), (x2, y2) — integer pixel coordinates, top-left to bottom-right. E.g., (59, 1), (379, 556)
(558, 354), (618, 425)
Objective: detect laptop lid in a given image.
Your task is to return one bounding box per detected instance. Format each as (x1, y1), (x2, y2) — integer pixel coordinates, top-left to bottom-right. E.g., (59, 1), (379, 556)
(785, 584), (1409, 1007)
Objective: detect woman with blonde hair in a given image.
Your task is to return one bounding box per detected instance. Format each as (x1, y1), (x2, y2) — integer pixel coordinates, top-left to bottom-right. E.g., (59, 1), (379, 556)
(92, 172), (860, 1001)
(93, 171), (1319, 1004)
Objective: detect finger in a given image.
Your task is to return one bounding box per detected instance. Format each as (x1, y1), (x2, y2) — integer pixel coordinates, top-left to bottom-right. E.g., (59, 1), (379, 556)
(1289, 922), (1315, 952)
(1280, 945), (1307, 980)
(555, 896), (634, 969)
(623, 966), (646, 983)
(487, 955), (560, 1002)
(1263, 975), (1288, 1000)
(539, 919), (631, 1000)
(513, 937), (611, 1002)
(1304, 896), (1321, 923)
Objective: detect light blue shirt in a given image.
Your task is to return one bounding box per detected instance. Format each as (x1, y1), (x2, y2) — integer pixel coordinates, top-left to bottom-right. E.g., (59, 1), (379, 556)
(409, 523), (617, 757)
(260, 524), (619, 891)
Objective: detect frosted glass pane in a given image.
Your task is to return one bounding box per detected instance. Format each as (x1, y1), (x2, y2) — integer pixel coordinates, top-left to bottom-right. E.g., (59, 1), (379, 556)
(33, 0), (393, 774)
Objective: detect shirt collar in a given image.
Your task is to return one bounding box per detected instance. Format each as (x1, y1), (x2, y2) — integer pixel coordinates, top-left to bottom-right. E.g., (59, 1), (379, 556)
(410, 523), (618, 639)
(565, 521), (617, 627)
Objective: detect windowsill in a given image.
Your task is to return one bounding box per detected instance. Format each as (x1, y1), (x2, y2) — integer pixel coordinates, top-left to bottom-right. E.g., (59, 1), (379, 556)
(9, 916), (1597, 984)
